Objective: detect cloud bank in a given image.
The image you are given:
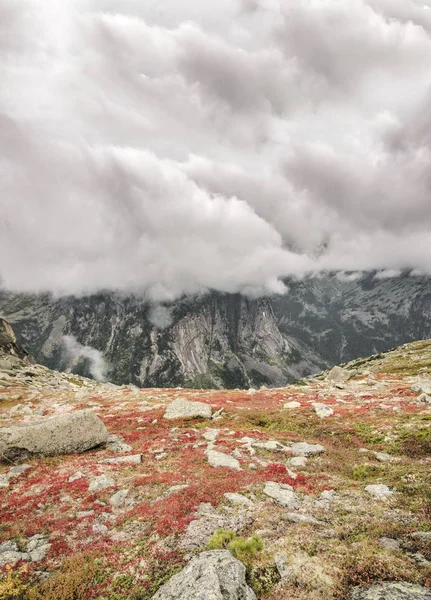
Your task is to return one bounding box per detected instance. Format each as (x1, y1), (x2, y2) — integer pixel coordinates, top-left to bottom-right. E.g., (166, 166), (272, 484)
(62, 335), (109, 382)
(1, 0), (431, 300)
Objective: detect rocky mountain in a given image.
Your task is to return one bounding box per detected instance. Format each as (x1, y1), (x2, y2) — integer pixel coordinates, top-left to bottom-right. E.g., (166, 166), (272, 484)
(0, 292), (323, 389)
(0, 322), (431, 599)
(1, 272), (431, 389)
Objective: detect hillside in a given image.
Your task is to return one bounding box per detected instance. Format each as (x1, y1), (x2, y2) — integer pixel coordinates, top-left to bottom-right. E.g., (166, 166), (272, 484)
(0, 327), (430, 599)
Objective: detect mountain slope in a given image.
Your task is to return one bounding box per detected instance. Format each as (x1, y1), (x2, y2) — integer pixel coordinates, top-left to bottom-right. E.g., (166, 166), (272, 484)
(0, 292), (323, 388)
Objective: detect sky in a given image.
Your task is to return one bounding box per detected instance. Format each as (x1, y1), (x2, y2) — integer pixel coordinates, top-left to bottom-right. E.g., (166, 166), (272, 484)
(1, 0), (431, 300)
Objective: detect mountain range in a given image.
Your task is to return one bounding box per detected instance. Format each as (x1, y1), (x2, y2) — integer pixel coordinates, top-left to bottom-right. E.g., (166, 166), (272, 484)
(1, 272), (430, 388)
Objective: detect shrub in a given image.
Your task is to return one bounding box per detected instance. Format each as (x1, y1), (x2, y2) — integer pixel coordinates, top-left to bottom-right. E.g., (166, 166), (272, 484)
(208, 529), (263, 566)
(351, 464), (384, 480)
(0, 565), (28, 600)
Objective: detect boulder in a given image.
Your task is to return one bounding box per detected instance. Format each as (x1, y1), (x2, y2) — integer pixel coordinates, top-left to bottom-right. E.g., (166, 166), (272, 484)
(411, 381), (431, 395)
(365, 484), (393, 499)
(312, 403), (334, 418)
(289, 442), (325, 457)
(263, 481), (299, 508)
(326, 366), (356, 383)
(207, 450), (241, 471)
(350, 582), (431, 599)
(0, 410), (108, 462)
(164, 399), (212, 420)
(150, 550), (256, 600)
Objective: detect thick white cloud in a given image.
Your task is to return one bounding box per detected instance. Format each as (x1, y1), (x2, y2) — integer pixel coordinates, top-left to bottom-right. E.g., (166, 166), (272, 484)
(1, 0), (431, 299)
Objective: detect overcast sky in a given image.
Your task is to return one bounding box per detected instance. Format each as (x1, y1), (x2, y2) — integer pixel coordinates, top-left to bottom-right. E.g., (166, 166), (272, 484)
(1, 0), (431, 300)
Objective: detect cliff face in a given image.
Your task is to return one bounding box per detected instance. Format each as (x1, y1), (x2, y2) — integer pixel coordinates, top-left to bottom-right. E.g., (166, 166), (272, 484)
(0, 292), (322, 388)
(2, 272), (431, 388)
(0, 318), (33, 367)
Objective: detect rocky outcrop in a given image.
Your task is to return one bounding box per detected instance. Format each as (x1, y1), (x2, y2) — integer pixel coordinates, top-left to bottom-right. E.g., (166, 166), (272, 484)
(350, 582), (431, 599)
(0, 318), (33, 368)
(0, 410), (108, 462)
(150, 550), (256, 600)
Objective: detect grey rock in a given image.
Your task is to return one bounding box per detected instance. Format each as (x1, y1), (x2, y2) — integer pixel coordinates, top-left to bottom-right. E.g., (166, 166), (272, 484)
(107, 434), (133, 453)
(417, 393), (431, 404)
(289, 442), (325, 457)
(27, 535), (50, 562)
(68, 471), (85, 483)
(252, 440), (289, 452)
(0, 410), (108, 462)
(288, 456), (308, 467)
(150, 550), (256, 600)
(379, 537), (401, 552)
(207, 450), (241, 471)
(412, 381), (431, 395)
(263, 481), (299, 509)
(283, 401), (301, 409)
(110, 489), (129, 507)
(350, 582), (431, 599)
(164, 399), (212, 420)
(312, 403), (334, 418)
(365, 484), (393, 499)
(326, 366), (356, 383)
(224, 493), (254, 508)
(203, 429), (220, 442)
(282, 513), (324, 526)
(100, 454), (142, 465)
(88, 474), (115, 492)
(92, 522), (109, 534)
(374, 451), (396, 463)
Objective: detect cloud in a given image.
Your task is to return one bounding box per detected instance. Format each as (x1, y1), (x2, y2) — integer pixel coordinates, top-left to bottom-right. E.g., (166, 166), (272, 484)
(62, 335), (109, 381)
(1, 0), (431, 300)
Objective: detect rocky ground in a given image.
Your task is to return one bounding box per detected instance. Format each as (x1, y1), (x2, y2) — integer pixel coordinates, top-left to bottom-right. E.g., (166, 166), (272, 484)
(0, 330), (431, 599)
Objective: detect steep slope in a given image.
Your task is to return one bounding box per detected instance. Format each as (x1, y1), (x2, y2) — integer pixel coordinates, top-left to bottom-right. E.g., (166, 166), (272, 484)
(0, 292), (323, 388)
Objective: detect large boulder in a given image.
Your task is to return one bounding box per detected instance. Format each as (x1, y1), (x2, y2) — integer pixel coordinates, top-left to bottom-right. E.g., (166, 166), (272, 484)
(350, 582), (431, 599)
(326, 366), (356, 383)
(164, 399), (212, 420)
(151, 550), (256, 600)
(0, 410), (108, 462)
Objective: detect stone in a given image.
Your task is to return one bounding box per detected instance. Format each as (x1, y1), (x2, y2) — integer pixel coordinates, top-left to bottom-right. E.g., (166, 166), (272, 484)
(109, 489), (129, 507)
(263, 481), (299, 509)
(0, 410), (108, 462)
(150, 550), (256, 600)
(365, 484), (393, 499)
(27, 535), (50, 562)
(68, 471), (85, 483)
(282, 513), (324, 526)
(417, 393), (431, 404)
(283, 401), (301, 409)
(203, 429), (219, 442)
(107, 434), (133, 453)
(164, 399), (212, 420)
(374, 451), (395, 463)
(207, 450), (241, 471)
(100, 454), (142, 465)
(224, 493), (253, 508)
(349, 582), (431, 599)
(379, 537), (401, 552)
(92, 522), (109, 534)
(252, 440), (289, 452)
(289, 442), (325, 457)
(88, 474), (115, 492)
(411, 381), (431, 395)
(326, 366), (356, 383)
(312, 403), (334, 418)
(288, 456), (308, 467)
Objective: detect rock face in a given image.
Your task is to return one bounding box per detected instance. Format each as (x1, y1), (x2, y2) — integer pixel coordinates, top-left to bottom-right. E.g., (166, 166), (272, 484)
(164, 399), (212, 420)
(349, 582), (431, 599)
(0, 410), (108, 462)
(0, 292), (322, 389)
(150, 550), (256, 600)
(0, 318), (33, 366)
